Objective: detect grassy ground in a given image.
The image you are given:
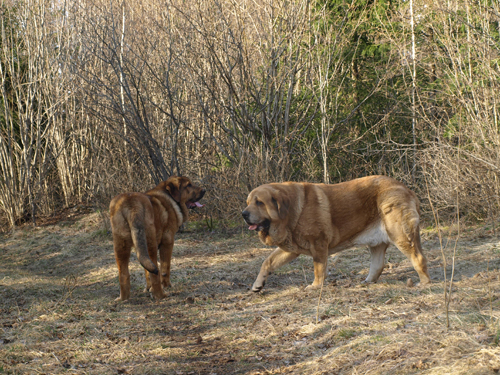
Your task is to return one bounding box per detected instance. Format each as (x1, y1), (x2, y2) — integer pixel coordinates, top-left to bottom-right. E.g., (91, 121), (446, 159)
(1, 209), (499, 374)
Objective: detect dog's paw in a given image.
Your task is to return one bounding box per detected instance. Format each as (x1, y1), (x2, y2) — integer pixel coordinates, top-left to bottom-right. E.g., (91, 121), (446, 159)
(251, 282), (264, 292)
(151, 291), (167, 300)
(305, 283), (322, 291)
(415, 279), (432, 287)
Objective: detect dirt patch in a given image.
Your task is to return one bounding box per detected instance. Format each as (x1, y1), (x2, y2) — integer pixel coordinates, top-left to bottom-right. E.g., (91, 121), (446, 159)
(0, 213), (499, 374)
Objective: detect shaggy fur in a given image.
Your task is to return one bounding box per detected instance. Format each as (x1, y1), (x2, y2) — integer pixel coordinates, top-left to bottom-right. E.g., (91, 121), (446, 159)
(110, 177), (205, 301)
(242, 175), (431, 291)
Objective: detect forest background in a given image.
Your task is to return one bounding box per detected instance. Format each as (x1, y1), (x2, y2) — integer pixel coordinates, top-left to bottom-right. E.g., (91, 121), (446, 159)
(1, 0), (499, 230)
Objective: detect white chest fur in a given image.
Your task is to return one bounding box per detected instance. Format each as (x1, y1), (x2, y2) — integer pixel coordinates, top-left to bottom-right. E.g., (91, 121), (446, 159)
(164, 194), (183, 227)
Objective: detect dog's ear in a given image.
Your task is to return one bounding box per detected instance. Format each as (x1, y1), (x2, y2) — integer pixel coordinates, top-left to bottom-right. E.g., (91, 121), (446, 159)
(272, 193), (289, 220)
(165, 178), (182, 202)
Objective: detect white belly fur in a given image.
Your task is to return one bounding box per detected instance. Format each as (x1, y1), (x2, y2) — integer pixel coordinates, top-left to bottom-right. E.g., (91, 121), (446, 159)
(351, 221), (390, 247)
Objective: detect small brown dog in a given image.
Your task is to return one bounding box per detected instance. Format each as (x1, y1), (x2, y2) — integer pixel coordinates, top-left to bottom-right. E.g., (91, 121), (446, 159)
(242, 175), (431, 291)
(109, 176), (205, 301)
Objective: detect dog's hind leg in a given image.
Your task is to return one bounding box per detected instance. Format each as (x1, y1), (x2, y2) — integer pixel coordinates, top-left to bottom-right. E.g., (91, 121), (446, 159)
(393, 230), (431, 285)
(252, 247), (299, 292)
(385, 207), (431, 285)
(113, 235), (132, 301)
(364, 243), (388, 283)
(130, 220), (159, 275)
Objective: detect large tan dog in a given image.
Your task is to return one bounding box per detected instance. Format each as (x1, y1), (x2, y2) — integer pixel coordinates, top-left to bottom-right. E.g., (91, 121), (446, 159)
(109, 176), (205, 301)
(242, 175), (431, 292)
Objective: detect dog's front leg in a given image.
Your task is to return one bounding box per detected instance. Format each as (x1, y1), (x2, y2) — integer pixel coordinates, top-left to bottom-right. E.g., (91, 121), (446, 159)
(252, 247), (299, 292)
(158, 234), (174, 289)
(146, 232), (166, 300)
(144, 269), (152, 292)
(306, 250), (328, 290)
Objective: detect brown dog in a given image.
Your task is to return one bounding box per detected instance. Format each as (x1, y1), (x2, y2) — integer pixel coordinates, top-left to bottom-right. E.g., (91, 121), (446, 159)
(242, 175), (431, 292)
(109, 176), (205, 301)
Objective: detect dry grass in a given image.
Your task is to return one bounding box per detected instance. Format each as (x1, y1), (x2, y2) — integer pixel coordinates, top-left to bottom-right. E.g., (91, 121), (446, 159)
(0, 211), (499, 375)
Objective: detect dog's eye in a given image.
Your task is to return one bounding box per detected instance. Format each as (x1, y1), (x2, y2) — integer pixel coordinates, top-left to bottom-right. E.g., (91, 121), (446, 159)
(187, 183), (192, 187)
(256, 200), (263, 206)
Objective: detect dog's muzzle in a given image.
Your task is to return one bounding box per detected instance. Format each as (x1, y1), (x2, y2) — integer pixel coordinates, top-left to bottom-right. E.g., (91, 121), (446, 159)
(242, 211), (270, 232)
(242, 210), (250, 222)
(187, 189), (206, 209)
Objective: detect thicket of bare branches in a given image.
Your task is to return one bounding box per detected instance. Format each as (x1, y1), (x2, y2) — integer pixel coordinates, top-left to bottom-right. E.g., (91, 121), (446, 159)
(0, 0), (499, 229)
(415, 0), (500, 221)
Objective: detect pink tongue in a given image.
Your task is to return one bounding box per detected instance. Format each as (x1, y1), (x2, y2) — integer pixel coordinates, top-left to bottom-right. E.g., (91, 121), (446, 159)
(248, 224), (258, 230)
(194, 202), (204, 208)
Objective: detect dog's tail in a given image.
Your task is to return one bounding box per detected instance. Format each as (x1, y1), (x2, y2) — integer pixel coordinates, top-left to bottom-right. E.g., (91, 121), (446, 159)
(130, 219), (159, 275)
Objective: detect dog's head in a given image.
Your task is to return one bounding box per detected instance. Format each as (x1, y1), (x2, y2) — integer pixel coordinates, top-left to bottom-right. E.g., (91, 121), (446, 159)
(242, 185), (289, 244)
(161, 176), (205, 209)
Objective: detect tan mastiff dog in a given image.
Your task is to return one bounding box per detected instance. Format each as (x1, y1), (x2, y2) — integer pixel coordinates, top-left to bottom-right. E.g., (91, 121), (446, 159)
(110, 176), (205, 301)
(242, 175), (431, 292)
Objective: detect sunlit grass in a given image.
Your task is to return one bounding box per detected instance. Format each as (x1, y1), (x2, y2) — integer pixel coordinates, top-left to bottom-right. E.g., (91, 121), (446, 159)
(0, 214), (499, 374)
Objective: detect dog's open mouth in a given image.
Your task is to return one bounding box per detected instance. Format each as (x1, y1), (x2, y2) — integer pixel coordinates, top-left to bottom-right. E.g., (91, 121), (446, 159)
(186, 200), (204, 209)
(186, 190), (205, 209)
(247, 219), (270, 232)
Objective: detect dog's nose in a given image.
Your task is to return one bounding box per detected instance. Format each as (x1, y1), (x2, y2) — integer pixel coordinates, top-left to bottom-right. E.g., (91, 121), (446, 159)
(242, 210), (250, 220)
(199, 189), (206, 198)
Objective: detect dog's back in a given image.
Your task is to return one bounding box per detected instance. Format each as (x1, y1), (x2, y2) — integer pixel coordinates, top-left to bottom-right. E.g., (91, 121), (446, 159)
(110, 192), (159, 274)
